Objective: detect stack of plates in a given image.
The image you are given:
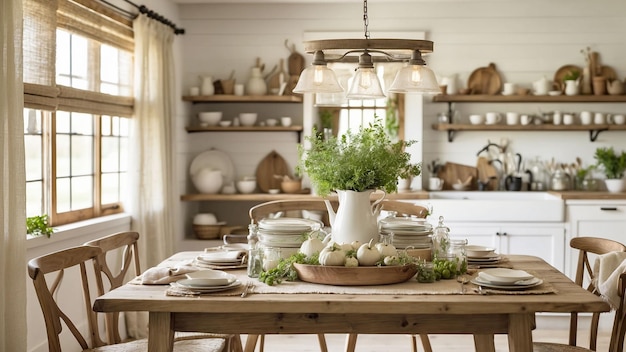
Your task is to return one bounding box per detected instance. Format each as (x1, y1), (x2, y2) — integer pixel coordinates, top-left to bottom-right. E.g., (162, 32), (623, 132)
(256, 217), (323, 249)
(195, 250), (247, 269)
(172, 270), (241, 293)
(379, 217), (433, 249)
(471, 268), (543, 290)
(466, 245), (501, 267)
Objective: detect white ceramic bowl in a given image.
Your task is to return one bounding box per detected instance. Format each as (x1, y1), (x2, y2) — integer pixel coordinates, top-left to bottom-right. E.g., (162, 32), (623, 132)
(198, 112), (222, 126)
(237, 179), (256, 194)
(193, 213), (218, 225)
(239, 113), (257, 126)
(266, 118), (278, 126)
(219, 120), (232, 127)
(184, 270), (236, 286)
(465, 245), (496, 257)
(452, 183), (467, 191)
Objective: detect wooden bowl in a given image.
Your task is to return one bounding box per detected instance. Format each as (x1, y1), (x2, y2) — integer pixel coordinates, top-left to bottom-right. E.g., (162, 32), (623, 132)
(292, 263), (417, 286)
(193, 224), (222, 240)
(280, 180), (302, 194)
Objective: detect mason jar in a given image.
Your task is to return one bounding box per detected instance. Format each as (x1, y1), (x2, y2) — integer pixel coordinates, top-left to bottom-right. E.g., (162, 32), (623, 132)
(448, 238), (468, 276)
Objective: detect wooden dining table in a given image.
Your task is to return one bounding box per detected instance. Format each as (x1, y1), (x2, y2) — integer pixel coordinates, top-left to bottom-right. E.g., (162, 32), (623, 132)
(93, 253), (610, 352)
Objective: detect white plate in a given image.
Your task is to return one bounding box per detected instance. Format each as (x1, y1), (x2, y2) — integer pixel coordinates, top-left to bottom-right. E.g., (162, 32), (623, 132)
(379, 218), (431, 230)
(184, 269), (236, 286)
(175, 279), (242, 292)
(472, 276), (543, 290)
(258, 218), (322, 232)
(197, 251), (246, 264)
(468, 255), (501, 262)
(465, 245), (496, 258)
(189, 149), (236, 184)
(478, 268), (534, 284)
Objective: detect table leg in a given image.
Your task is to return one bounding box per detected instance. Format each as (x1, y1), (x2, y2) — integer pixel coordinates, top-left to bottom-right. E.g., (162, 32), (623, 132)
(507, 313), (534, 352)
(148, 312), (174, 352)
(473, 334), (495, 352)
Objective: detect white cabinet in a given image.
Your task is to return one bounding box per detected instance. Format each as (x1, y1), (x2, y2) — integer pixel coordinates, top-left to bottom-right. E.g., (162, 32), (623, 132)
(565, 200), (626, 279)
(446, 222), (565, 272)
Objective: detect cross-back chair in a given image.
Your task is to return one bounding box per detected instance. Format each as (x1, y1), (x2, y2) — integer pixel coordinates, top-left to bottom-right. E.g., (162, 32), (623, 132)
(28, 244), (227, 352)
(84, 231), (240, 351)
(533, 236), (626, 351)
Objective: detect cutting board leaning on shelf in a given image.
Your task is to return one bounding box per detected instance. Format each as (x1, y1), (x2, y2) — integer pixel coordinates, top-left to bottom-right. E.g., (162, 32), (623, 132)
(255, 150), (290, 193)
(437, 162), (479, 190)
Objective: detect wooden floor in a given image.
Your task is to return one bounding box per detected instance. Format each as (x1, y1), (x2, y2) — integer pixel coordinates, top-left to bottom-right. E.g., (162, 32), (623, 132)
(242, 329), (612, 351)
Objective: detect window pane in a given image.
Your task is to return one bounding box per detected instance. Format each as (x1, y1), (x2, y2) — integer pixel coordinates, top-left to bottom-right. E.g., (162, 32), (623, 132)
(71, 112), (93, 135)
(102, 115), (111, 136)
(26, 181), (43, 217)
(119, 137), (128, 172)
(24, 134), (42, 181)
(119, 117), (129, 136)
(24, 109), (41, 134)
(56, 29), (71, 86)
(71, 135), (93, 175)
(71, 35), (89, 89)
(101, 44), (119, 84)
(56, 178), (70, 212)
(56, 111), (70, 133)
(71, 176), (93, 209)
(101, 173), (119, 204)
(56, 134), (70, 177)
(101, 136), (119, 173)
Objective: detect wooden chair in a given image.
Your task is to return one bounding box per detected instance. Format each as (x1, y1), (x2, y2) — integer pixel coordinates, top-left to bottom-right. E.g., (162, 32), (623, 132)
(533, 236), (626, 351)
(532, 272), (626, 352)
(84, 231), (241, 351)
(28, 245), (227, 352)
(345, 200), (432, 352)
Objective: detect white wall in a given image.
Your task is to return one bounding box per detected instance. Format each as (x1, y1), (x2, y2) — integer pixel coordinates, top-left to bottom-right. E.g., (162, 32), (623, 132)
(174, 0), (626, 247)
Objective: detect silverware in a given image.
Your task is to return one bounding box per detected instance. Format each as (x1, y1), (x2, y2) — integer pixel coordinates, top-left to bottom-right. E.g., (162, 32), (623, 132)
(456, 275), (469, 294)
(241, 281), (254, 298)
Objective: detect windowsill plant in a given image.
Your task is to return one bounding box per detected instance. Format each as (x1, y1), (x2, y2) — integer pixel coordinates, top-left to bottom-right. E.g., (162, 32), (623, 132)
(27, 215), (55, 238)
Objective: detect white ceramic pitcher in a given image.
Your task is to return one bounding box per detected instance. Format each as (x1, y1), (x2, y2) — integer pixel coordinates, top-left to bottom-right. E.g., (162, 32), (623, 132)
(324, 189), (385, 244)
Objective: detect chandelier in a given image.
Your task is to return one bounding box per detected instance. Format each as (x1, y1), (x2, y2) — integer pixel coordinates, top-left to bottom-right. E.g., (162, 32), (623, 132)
(292, 0), (440, 99)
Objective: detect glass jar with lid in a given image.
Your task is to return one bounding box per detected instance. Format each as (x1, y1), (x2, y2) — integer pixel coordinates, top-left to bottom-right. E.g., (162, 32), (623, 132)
(448, 238), (468, 276)
(431, 216), (450, 259)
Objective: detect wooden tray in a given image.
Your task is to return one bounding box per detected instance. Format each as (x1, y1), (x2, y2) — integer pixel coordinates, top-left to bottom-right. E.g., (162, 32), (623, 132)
(467, 63), (502, 95)
(293, 263), (417, 286)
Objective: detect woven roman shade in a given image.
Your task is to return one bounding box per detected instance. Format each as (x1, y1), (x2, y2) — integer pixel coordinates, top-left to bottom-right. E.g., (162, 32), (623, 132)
(58, 85), (134, 117)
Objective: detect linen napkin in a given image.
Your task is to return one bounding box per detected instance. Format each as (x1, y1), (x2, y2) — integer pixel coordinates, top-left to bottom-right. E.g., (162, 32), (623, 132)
(140, 263), (199, 285)
(593, 251), (626, 309)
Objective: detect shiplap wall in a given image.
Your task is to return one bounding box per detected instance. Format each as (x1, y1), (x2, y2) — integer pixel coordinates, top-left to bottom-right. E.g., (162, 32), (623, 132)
(174, 0), (626, 249)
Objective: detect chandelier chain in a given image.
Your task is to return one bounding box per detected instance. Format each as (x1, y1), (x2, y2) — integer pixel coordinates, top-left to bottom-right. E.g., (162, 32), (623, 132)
(363, 0), (369, 39)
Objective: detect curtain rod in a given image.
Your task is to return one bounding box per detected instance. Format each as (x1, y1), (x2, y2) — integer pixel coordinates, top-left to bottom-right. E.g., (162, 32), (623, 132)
(121, 0), (186, 35)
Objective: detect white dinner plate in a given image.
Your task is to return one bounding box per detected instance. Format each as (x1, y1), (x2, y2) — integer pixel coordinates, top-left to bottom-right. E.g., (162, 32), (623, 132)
(468, 256), (502, 263)
(472, 276), (543, 290)
(478, 268), (534, 284)
(189, 149), (236, 184)
(197, 251), (246, 264)
(184, 269), (236, 286)
(175, 279), (242, 292)
(258, 217), (322, 232)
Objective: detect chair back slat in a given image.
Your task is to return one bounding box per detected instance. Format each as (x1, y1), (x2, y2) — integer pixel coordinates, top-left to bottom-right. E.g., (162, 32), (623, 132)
(28, 245), (103, 352)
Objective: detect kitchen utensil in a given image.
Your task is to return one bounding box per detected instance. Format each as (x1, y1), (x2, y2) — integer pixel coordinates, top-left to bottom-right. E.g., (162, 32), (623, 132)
(255, 150), (290, 193)
(267, 58), (285, 92)
(467, 63), (502, 95)
(436, 162), (478, 191)
(285, 39), (305, 76)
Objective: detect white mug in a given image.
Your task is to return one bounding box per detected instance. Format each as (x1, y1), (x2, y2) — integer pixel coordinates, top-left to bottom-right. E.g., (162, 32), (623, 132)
(485, 112), (502, 125)
(189, 87), (200, 96)
(506, 112), (519, 125)
(563, 113), (574, 125)
(594, 112), (606, 124)
(612, 114), (625, 125)
(502, 83), (516, 95)
(280, 117), (292, 127)
(580, 111), (592, 125)
(520, 114), (533, 126)
(469, 114), (484, 125)
(234, 84), (245, 96)
(553, 111), (562, 125)
(428, 177), (444, 191)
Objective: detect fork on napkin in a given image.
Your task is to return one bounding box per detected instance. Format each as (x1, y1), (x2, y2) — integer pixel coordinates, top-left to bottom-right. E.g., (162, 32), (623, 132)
(140, 263), (199, 285)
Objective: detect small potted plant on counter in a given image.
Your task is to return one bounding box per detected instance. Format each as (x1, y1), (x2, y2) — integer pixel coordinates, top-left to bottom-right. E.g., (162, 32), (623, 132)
(594, 147), (626, 193)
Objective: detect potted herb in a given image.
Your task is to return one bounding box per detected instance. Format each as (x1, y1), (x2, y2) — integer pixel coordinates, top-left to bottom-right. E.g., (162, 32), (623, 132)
(27, 214), (55, 238)
(594, 147), (626, 193)
(298, 119), (421, 244)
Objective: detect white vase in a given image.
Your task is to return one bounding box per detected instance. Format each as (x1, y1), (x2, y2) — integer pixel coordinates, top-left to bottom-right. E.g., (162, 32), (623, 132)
(604, 179), (625, 193)
(246, 67), (267, 96)
(200, 75), (215, 96)
(324, 189), (385, 244)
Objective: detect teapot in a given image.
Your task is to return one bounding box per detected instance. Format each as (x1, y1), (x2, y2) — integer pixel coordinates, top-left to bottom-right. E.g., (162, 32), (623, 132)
(607, 79), (624, 95)
(191, 168), (223, 194)
(533, 77), (550, 96)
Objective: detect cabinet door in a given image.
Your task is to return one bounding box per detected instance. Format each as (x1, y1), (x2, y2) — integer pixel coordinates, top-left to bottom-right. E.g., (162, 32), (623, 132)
(446, 223), (500, 249)
(499, 225), (566, 273)
(566, 203), (626, 278)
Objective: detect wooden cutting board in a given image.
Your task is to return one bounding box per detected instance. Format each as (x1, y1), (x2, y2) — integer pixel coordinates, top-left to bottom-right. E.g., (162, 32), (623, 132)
(467, 63), (502, 95)
(255, 150), (290, 193)
(437, 162), (478, 190)
(476, 157), (499, 191)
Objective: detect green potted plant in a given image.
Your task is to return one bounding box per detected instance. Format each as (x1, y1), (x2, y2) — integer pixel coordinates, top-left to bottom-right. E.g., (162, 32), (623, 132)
(594, 147), (626, 193)
(26, 214), (55, 238)
(298, 119), (421, 244)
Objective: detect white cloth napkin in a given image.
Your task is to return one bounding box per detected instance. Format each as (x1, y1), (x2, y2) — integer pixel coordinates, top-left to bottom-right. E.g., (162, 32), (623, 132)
(140, 264), (199, 285)
(593, 251), (626, 309)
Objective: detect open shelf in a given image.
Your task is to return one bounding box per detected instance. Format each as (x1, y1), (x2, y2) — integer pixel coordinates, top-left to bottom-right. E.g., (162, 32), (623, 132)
(182, 95), (303, 103)
(432, 123), (626, 142)
(432, 94), (626, 103)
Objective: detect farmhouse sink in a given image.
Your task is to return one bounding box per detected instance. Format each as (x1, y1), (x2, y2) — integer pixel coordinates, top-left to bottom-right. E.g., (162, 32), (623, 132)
(419, 192), (564, 222)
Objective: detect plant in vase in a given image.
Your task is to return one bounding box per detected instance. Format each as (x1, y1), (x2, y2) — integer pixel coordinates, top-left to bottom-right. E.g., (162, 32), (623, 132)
(594, 147), (626, 193)
(298, 119), (421, 244)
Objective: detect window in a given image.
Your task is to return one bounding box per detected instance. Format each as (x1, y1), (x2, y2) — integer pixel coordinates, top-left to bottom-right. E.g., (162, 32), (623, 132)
(23, 0), (134, 226)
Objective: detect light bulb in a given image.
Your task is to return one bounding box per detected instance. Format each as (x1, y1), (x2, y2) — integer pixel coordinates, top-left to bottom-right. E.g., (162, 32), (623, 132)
(313, 66), (325, 85)
(410, 66), (422, 83)
(358, 68), (376, 89)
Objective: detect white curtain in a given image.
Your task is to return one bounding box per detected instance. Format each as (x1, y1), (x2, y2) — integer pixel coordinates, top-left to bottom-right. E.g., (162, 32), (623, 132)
(126, 14), (176, 338)
(0, 0), (27, 350)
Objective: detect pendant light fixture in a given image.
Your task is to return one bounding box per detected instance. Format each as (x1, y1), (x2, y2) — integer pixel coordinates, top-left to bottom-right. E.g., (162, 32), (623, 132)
(293, 0), (438, 98)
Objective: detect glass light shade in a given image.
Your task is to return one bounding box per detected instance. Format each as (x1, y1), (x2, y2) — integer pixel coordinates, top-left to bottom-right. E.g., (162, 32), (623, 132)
(345, 67), (386, 99)
(387, 64), (440, 94)
(292, 65), (344, 94)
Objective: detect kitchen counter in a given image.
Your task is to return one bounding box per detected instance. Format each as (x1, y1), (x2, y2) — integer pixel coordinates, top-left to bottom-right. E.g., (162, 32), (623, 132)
(548, 191), (626, 200)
